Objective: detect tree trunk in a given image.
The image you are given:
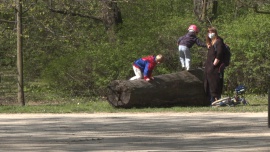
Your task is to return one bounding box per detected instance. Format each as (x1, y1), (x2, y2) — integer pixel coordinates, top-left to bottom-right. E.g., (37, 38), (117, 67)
(101, 0), (122, 43)
(107, 68), (209, 108)
(16, 0), (25, 106)
(201, 0), (208, 21)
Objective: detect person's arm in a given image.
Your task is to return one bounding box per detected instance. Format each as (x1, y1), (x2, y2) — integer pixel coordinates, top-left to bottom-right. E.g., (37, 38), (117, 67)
(213, 58), (220, 66)
(195, 38), (207, 47)
(143, 62), (155, 81)
(213, 40), (223, 66)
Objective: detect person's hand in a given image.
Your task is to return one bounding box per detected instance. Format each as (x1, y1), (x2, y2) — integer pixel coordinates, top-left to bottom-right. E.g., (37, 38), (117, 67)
(151, 77), (154, 80)
(207, 44), (211, 48)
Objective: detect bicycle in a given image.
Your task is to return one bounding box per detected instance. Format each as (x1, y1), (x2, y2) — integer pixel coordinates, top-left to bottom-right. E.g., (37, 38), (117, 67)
(211, 85), (249, 107)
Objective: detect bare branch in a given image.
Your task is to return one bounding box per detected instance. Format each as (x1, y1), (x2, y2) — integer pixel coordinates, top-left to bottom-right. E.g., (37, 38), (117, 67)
(22, 3), (36, 14)
(0, 19), (16, 23)
(30, 15), (55, 34)
(253, 4), (270, 14)
(237, 0), (270, 14)
(48, 8), (103, 22)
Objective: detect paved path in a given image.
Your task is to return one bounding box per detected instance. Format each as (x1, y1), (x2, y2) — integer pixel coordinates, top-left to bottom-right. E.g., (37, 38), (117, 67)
(0, 112), (270, 152)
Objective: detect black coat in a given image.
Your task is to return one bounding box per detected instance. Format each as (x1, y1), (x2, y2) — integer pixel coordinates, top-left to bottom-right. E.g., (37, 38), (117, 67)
(177, 32), (206, 48)
(204, 37), (225, 99)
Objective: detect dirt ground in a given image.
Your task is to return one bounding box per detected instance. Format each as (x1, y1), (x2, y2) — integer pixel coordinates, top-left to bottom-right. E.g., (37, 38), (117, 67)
(0, 112), (270, 152)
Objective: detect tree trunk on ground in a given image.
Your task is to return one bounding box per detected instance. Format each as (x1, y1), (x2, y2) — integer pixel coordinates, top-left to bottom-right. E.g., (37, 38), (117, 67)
(107, 68), (209, 108)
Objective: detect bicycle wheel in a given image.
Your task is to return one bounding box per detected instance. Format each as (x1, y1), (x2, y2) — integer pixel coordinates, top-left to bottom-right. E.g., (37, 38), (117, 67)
(211, 97), (230, 106)
(241, 98), (249, 105)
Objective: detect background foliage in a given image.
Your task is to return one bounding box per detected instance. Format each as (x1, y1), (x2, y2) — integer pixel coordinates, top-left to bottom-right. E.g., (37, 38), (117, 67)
(0, 0), (269, 103)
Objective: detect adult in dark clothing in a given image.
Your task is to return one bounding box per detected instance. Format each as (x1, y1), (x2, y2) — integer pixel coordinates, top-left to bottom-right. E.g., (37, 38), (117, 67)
(177, 25), (206, 70)
(204, 27), (225, 104)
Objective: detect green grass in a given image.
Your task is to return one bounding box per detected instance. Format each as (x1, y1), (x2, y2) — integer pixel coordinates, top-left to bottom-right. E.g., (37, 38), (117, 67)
(0, 94), (268, 113)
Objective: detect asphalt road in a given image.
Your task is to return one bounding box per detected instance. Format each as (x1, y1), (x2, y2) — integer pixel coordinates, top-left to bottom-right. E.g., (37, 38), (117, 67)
(0, 112), (270, 152)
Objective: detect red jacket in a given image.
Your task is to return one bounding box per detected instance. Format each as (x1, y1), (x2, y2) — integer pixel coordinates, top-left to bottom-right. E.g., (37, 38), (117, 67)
(133, 55), (157, 80)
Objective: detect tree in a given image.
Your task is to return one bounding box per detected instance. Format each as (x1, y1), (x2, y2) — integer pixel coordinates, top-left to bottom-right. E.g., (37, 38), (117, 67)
(193, 0), (218, 22)
(16, 0), (25, 106)
(0, 0), (26, 105)
(47, 0), (122, 43)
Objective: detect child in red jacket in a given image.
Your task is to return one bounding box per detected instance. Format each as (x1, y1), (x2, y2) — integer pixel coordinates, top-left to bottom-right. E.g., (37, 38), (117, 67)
(130, 54), (164, 81)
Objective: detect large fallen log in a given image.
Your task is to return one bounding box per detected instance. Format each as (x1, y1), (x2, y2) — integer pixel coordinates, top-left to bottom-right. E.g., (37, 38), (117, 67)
(107, 68), (209, 108)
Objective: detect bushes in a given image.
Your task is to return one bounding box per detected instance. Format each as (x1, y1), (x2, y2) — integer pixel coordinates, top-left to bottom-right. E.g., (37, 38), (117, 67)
(219, 14), (270, 94)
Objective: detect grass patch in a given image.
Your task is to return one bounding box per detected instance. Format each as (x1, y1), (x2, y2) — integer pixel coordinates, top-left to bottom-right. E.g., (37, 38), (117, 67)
(0, 94), (268, 113)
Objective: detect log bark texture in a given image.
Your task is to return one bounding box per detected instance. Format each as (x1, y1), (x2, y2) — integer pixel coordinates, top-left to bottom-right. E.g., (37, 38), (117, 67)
(107, 68), (209, 108)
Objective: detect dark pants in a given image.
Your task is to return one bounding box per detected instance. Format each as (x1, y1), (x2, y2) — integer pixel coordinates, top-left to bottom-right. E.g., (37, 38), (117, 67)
(204, 72), (224, 104)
